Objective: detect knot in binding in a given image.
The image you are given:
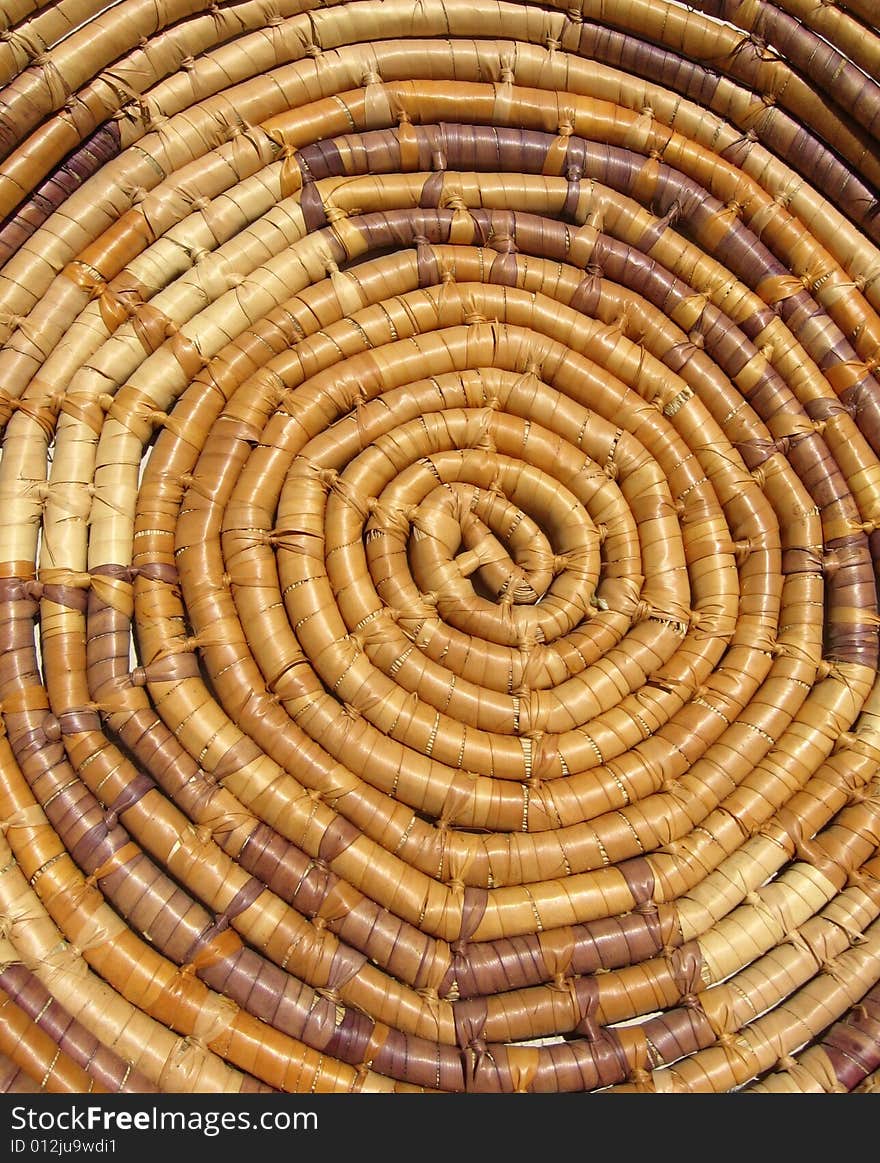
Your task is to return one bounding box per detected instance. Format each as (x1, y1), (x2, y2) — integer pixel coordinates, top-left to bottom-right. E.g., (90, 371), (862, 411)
(444, 194), (469, 212)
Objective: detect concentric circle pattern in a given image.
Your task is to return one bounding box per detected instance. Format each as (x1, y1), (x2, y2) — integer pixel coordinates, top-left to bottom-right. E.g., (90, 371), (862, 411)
(1, 0), (880, 1096)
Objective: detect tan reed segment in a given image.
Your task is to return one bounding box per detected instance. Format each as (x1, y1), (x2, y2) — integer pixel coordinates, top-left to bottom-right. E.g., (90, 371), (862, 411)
(615, 920), (880, 1093)
(0, 0), (115, 83)
(837, 0), (879, 28)
(0, 0), (879, 1094)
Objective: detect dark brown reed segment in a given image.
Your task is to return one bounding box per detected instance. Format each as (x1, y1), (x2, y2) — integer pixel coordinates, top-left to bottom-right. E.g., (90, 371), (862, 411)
(298, 123), (880, 243)
(1, 0), (880, 1097)
(0, 122), (120, 267)
(821, 986), (880, 1091)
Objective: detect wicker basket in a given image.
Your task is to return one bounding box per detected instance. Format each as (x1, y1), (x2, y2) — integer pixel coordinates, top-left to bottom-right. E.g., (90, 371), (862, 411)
(0, 0), (879, 1096)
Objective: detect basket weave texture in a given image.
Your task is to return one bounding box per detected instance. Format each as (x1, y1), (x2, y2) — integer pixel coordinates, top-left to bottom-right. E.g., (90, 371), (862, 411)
(0, 0), (880, 1096)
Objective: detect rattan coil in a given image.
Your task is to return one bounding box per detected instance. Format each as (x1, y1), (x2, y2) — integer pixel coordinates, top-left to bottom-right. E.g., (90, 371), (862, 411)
(0, 0), (879, 1096)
